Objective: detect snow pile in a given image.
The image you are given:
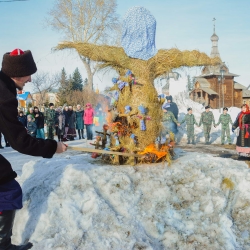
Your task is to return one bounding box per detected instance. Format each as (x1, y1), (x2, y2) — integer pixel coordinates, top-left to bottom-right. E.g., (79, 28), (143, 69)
(12, 152), (250, 249)
(173, 91), (241, 144)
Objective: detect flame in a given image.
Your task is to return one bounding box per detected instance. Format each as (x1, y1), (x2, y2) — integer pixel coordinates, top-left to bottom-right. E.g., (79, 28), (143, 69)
(138, 143), (171, 161)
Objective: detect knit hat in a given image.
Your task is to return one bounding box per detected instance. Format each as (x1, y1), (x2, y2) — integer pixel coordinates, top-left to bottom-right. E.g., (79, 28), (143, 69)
(223, 107), (228, 111)
(187, 107), (192, 111)
(205, 105), (210, 110)
(2, 49), (37, 77)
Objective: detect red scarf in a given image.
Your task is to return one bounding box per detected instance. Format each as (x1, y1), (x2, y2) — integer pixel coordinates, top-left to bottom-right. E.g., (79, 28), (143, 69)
(239, 105), (250, 130)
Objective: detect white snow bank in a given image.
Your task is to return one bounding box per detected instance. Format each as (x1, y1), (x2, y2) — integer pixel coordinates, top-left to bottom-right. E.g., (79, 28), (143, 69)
(12, 151), (250, 249)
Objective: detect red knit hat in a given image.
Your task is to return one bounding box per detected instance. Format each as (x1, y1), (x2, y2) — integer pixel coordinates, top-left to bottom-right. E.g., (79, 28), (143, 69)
(1, 48), (37, 77)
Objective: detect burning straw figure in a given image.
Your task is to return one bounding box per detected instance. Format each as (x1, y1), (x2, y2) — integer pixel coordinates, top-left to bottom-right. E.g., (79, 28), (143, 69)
(57, 6), (219, 162)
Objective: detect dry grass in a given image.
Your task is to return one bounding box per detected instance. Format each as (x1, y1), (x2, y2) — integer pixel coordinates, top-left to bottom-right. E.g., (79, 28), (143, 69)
(222, 178), (234, 190)
(56, 42), (221, 81)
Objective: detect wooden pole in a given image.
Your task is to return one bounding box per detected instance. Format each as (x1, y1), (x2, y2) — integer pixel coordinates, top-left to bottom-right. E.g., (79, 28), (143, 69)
(67, 146), (144, 158)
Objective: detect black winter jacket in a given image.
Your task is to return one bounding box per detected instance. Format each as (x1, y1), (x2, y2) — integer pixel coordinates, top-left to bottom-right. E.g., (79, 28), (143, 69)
(34, 111), (44, 129)
(18, 115), (27, 127)
(166, 102), (179, 119)
(63, 110), (70, 127)
(0, 71), (57, 185)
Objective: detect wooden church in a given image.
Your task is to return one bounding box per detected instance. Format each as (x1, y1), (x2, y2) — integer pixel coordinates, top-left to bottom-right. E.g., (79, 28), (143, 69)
(190, 22), (246, 108)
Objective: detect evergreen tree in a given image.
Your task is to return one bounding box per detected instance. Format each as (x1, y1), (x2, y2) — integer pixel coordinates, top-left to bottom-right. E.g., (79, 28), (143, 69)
(187, 75), (195, 92)
(58, 68), (72, 105)
(83, 78), (88, 89)
(72, 68), (83, 91)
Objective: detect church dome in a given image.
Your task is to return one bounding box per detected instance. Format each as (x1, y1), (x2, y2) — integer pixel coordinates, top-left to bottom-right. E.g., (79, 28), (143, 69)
(211, 33), (219, 41)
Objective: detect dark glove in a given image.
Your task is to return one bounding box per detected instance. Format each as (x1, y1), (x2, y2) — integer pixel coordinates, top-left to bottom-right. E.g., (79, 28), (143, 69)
(232, 127), (235, 133)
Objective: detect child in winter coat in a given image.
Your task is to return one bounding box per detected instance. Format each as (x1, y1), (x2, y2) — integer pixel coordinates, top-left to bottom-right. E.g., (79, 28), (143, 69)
(27, 115), (37, 138)
(18, 111), (27, 127)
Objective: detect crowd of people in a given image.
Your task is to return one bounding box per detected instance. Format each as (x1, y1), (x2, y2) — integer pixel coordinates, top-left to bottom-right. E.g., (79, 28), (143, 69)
(161, 95), (234, 145)
(0, 103), (106, 149)
(162, 95), (250, 158)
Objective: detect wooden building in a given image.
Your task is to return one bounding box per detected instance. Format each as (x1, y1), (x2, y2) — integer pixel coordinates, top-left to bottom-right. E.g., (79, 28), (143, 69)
(190, 23), (245, 108)
(243, 88), (250, 105)
(17, 91), (33, 110)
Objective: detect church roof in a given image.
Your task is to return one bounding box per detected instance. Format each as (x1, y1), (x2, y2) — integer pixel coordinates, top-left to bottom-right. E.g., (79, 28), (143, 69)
(200, 87), (218, 95)
(243, 90), (250, 98)
(192, 77), (218, 95)
(234, 82), (247, 90)
(195, 77), (210, 88)
(197, 63), (239, 78)
(211, 33), (219, 41)
(197, 72), (239, 78)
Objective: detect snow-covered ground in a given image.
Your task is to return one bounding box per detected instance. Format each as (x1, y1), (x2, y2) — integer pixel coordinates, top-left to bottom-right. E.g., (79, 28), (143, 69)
(0, 137), (249, 249)
(1, 85), (248, 249)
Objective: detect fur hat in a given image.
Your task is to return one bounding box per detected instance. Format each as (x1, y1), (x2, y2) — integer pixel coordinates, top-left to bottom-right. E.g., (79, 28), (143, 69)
(205, 105), (210, 110)
(2, 49), (37, 77)
(223, 107), (228, 111)
(187, 107), (192, 111)
(166, 95), (173, 102)
(49, 103), (54, 107)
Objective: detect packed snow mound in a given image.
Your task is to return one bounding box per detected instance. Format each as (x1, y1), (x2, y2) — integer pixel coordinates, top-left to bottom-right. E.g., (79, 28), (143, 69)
(172, 92), (241, 144)
(13, 152), (250, 249)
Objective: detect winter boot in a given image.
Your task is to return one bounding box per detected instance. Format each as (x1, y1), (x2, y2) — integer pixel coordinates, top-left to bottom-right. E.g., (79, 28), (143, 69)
(0, 145), (3, 149)
(0, 210), (33, 250)
(81, 130), (85, 139)
(78, 130), (81, 140)
(221, 143), (224, 145)
(192, 140), (195, 145)
(187, 140), (191, 144)
(5, 143), (10, 148)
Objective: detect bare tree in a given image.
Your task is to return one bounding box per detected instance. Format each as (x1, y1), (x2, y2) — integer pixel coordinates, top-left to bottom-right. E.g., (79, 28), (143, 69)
(46, 0), (120, 91)
(31, 72), (60, 108)
(64, 88), (109, 110)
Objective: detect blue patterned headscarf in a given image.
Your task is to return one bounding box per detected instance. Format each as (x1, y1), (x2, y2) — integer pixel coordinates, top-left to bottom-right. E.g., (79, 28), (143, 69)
(121, 6), (157, 60)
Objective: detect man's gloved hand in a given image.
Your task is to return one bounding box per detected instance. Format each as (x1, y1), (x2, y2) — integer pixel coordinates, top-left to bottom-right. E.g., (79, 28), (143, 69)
(232, 127), (235, 133)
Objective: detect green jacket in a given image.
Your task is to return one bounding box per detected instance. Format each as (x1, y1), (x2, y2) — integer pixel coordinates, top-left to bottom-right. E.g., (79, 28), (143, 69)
(199, 111), (215, 126)
(216, 113), (233, 126)
(180, 114), (198, 126)
(162, 111), (178, 124)
(45, 109), (56, 125)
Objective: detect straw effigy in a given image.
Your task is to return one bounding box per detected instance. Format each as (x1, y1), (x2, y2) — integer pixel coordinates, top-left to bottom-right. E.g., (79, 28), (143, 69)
(56, 42), (220, 163)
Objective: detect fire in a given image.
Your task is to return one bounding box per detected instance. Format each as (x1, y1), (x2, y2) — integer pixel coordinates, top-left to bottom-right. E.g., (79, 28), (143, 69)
(138, 143), (171, 161)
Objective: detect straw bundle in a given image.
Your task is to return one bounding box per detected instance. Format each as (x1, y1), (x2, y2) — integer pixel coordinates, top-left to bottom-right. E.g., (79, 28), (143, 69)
(56, 42), (220, 81)
(56, 41), (220, 163)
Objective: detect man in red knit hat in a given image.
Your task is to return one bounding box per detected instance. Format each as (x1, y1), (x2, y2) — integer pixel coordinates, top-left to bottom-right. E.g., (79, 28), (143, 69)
(0, 49), (68, 250)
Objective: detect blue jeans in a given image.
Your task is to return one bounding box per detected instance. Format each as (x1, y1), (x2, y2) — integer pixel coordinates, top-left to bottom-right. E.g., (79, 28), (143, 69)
(86, 124), (93, 140)
(36, 128), (45, 139)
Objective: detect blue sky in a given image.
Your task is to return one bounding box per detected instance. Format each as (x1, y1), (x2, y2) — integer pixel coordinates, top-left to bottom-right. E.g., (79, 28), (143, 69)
(0, 0), (250, 92)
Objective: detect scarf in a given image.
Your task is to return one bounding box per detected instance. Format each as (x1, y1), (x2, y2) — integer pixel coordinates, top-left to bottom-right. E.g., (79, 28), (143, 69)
(239, 109), (250, 130)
